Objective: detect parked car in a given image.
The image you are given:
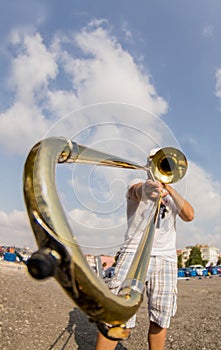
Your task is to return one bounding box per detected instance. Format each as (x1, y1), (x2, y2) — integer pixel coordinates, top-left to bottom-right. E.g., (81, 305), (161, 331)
(207, 265), (221, 275)
(216, 265), (221, 275)
(189, 265), (208, 276)
(178, 267), (197, 278)
(212, 267), (218, 275)
(189, 268), (197, 277)
(178, 268), (192, 278)
(206, 266), (218, 275)
(178, 268), (185, 278)
(183, 267), (192, 277)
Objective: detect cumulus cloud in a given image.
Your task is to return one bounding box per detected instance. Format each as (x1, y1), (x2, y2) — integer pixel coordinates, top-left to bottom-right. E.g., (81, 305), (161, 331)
(0, 102), (49, 153)
(0, 20), (170, 252)
(2, 159), (221, 254)
(0, 210), (36, 249)
(60, 23), (168, 114)
(1, 20), (221, 254)
(0, 32), (57, 154)
(176, 161), (221, 250)
(9, 32), (58, 103)
(0, 21), (168, 155)
(68, 207), (126, 252)
(187, 161), (221, 219)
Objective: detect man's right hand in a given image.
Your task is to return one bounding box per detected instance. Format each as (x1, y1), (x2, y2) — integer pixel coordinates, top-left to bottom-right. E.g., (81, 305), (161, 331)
(142, 180), (164, 201)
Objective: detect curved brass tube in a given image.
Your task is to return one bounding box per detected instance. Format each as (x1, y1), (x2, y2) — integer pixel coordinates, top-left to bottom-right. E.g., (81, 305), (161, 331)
(23, 137), (187, 340)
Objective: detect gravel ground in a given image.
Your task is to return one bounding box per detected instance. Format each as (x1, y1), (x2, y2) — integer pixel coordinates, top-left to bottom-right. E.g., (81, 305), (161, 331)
(1, 261), (221, 350)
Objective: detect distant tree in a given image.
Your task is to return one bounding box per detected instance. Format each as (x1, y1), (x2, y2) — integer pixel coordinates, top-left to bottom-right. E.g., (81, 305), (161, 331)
(177, 253), (183, 268)
(202, 259), (209, 267)
(185, 246), (203, 267)
(217, 256), (221, 265)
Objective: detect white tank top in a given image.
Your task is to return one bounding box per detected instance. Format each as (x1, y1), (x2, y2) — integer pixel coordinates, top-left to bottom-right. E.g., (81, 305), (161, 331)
(123, 179), (178, 262)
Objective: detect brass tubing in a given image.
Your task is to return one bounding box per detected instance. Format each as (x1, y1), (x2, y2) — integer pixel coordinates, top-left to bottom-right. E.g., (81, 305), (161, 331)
(23, 138), (154, 328)
(23, 137), (187, 339)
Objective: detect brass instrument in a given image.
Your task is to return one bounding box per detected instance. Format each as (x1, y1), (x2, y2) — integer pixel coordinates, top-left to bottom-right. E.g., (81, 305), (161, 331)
(23, 137), (187, 340)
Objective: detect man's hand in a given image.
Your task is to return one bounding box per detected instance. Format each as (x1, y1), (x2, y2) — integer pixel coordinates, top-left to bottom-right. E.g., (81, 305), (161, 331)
(142, 180), (167, 201)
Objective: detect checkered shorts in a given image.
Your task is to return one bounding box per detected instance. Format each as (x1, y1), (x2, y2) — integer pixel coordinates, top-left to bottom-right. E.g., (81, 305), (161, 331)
(108, 253), (177, 329)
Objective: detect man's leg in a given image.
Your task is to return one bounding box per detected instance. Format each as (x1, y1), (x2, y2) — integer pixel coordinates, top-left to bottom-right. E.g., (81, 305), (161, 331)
(95, 252), (134, 349)
(148, 321), (167, 350)
(146, 258), (177, 350)
(95, 331), (118, 350)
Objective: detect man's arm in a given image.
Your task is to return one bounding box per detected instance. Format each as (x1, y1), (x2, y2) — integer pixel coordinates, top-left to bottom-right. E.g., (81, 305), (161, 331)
(128, 180), (194, 222)
(127, 180), (163, 202)
(163, 184), (194, 222)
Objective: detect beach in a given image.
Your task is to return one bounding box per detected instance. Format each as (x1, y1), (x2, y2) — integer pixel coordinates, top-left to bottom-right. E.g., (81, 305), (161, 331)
(1, 261), (221, 350)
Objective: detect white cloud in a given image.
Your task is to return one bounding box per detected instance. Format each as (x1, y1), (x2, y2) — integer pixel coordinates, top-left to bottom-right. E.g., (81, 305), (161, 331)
(67, 208), (126, 254)
(187, 161), (221, 220)
(1, 20), (221, 254)
(0, 102), (49, 154)
(176, 161), (221, 250)
(0, 210), (36, 249)
(0, 32), (58, 154)
(203, 25), (214, 39)
(122, 20), (133, 41)
(69, 207), (125, 229)
(9, 32), (58, 104)
(0, 20), (170, 253)
(46, 90), (79, 118)
(2, 158), (221, 255)
(59, 159), (221, 254)
(0, 21), (168, 155)
(64, 24), (168, 114)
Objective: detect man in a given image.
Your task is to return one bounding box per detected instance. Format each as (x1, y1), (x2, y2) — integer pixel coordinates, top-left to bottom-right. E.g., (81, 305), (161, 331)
(95, 149), (194, 350)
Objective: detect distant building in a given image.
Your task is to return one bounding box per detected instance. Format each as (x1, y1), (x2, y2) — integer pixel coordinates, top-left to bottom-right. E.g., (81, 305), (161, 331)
(177, 244), (220, 267)
(197, 244), (220, 266)
(177, 247), (191, 267)
(100, 255), (115, 269)
(85, 254), (115, 276)
(0, 245), (33, 262)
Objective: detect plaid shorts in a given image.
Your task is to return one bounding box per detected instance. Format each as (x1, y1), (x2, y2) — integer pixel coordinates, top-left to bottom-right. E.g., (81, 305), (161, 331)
(108, 253), (177, 329)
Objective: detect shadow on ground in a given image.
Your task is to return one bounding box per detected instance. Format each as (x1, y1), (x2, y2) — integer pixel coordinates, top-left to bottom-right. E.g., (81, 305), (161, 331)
(47, 307), (127, 350)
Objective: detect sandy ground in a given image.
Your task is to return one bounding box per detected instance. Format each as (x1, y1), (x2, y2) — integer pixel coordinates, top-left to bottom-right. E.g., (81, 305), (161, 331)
(1, 261), (221, 350)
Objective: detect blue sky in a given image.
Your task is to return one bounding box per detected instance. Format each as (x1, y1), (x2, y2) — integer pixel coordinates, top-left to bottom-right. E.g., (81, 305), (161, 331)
(1, 1), (221, 255)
